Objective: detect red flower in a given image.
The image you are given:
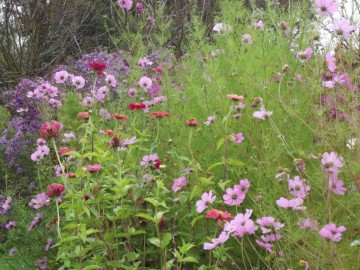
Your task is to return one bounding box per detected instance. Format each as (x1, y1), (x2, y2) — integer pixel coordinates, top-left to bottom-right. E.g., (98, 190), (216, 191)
(103, 129), (115, 136)
(151, 159), (161, 170)
(58, 148), (75, 155)
(89, 61), (107, 76)
(128, 103), (146, 110)
(47, 184), (65, 197)
(66, 173), (76, 178)
(185, 118), (200, 127)
(109, 136), (121, 148)
(78, 112), (90, 120)
(206, 209), (233, 225)
(39, 121), (63, 141)
(150, 112), (170, 118)
(111, 113), (128, 120)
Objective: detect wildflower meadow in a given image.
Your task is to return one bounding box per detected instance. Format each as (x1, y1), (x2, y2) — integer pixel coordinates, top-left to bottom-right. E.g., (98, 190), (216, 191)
(0, 0), (359, 269)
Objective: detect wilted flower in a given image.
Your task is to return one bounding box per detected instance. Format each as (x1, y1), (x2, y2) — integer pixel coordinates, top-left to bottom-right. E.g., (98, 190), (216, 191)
(297, 218), (319, 230)
(185, 118), (200, 126)
(242, 34), (253, 44)
(296, 48), (313, 63)
(111, 113), (128, 120)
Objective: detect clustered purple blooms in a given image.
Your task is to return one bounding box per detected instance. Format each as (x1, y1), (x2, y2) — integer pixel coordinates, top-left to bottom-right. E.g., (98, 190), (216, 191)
(256, 216), (284, 253)
(319, 223), (346, 242)
(28, 214), (42, 231)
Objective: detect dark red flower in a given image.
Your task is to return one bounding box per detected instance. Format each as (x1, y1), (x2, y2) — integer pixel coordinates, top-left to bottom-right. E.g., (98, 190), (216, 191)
(150, 112), (170, 118)
(111, 113), (128, 120)
(159, 214), (167, 231)
(89, 61), (107, 76)
(151, 159), (161, 170)
(39, 121), (63, 141)
(78, 112), (90, 120)
(47, 184), (65, 197)
(109, 136), (121, 148)
(128, 103), (146, 110)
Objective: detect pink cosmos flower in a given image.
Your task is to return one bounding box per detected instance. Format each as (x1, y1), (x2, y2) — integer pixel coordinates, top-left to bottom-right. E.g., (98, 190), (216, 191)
(204, 115), (215, 125)
(213, 23), (232, 34)
(321, 151), (343, 174)
(237, 179), (250, 193)
(296, 48), (313, 63)
(31, 150), (45, 162)
(105, 74), (117, 87)
(328, 173), (346, 195)
(82, 97), (94, 107)
(319, 223), (346, 242)
(140, 154), (160, 169)
(224, 209), (257, 237)
(297, 218), (319, 230)
(72, 76), (85, 89)
(261, 233), (281, 242)
(119, 136), (137, 151)
(117, 0), (133, 10)
(288, 176), (310, 198)
(138, 57), (153, 67)
(325, 53), (336, 72)
(147, 16), (155, 25)
(28, 193), (50, 209)
(139, 76), (153, 91)
(256, 240), (273, 253)
(5, 221), (16, 230)
(230, 133), (244, 144)
(276, 197), (306, 210)
(332, 18), (356, 39)
(315, 0), (339, 15)
(203, 231), (230, 250)
(242, 34), (253, 44)
(254, 20), (264, 29)
(256, 216), (285, 234)
(172, 176), (187, 193)
(9, 247), (16, 256)
(45, 238), (53, 252)
(253, 107), (273, 120)
(127, 88), (138, 97)
(223, 187), (245, 206)
(196, 190), (216, 213)
(54, 70), (69, 84)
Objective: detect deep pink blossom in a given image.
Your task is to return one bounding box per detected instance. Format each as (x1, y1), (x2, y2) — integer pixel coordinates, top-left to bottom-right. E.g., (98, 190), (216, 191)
(118, 0), (133, 10)
(84, 164), (102, 173)
(319, 223), (346, 242)
(136, 2), (144, 13)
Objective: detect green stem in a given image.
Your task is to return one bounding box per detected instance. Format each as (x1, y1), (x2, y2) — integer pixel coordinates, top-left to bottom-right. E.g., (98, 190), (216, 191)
(55, 199), (62, 239)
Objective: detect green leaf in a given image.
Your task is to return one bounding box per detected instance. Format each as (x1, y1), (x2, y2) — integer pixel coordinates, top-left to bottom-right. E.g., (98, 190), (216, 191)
(191, 215), (204, 227)
(190, 185), (201, 201)
(136, 213), (156, 223)
(179, 241), (195, 254)
(216, 137), (225, 151)
(75, 167), (86, 178)
(148, 237), (161, 247)
(207, 162), (224, 171)
(180, 257), (199, 263)
(160, 232), (172, 249)
(144, 197), (167, 208)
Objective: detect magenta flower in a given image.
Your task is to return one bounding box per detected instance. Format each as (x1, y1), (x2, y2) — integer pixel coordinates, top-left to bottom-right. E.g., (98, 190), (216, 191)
(117, 0), (133, 10)
(254, 20), (264, 29)
(256, 216), (285, 234)
(296, 48), (313, 63)
(223, 187), (245, 206)
(45, 238), (53, 252)
(196, 191), (216, 213)
(297, 218), (319, 230)
(172, 176), (187, 193)
(230, 133), (244, 144)
(136, 2), (144, 13)
(224, 209), (257, 237)
(138, 76), (153, 91)
(256, 240), (273, 253)
(236, 179), (250, 193)
(203, 231), (230, 250)
(332, 18), (356, 39)
(253, 107), (273, 120)
(242, 34), (253, 45)
(288, 176), (310, 198)
(321, 151), (343, 174)
(276, 197), (306, 210)
(325, 53), (336, 72)
(28, 193), (50, 209)
(315, 0), (339, 15)
(319, 223), (346, 242)
(328, 174), (346, 195)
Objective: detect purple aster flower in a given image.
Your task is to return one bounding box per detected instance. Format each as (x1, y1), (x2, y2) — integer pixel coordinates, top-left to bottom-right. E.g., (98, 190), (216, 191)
(319, 223), (346, 242)
(45, 238), (53, 251)
(196, 190), (216, 213)
(35, 256), (48, 270)
(172, 176), (187, 193)
(0, 196), (11, 215)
